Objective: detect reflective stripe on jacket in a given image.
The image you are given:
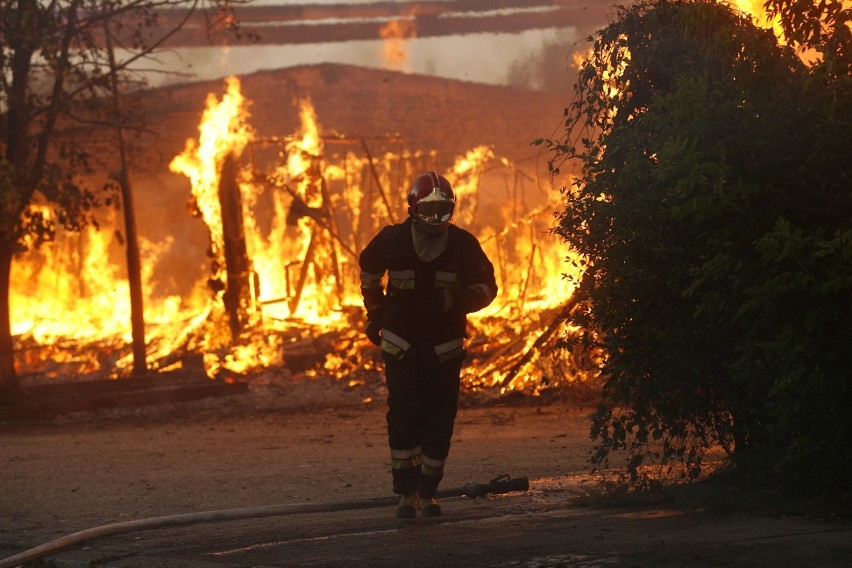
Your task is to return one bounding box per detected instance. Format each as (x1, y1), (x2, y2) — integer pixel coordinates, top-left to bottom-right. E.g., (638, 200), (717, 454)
(359, 218), (497, 356)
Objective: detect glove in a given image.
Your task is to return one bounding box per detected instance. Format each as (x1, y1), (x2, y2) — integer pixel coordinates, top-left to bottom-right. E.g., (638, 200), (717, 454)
(365, 320), (382, 346)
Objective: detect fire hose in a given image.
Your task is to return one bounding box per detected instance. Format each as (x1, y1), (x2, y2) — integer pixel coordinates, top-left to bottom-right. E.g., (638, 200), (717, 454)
(0, 474), (529, 568)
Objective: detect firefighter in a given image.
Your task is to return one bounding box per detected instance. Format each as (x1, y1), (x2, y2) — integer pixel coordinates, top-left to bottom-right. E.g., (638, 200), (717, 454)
(359, 171), (498, 518)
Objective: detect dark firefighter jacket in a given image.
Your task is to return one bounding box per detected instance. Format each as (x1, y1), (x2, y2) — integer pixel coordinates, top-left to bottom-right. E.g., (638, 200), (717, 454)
(359, 218), (498, 361)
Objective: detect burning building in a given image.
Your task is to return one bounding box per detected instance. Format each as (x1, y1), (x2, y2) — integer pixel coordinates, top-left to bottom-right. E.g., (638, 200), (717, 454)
(10, 64), (596, 402)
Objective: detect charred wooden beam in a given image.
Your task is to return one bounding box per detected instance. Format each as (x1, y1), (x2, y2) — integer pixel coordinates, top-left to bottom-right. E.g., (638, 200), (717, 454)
(499, 296), (581, 388)
(218, 153), (254, 339)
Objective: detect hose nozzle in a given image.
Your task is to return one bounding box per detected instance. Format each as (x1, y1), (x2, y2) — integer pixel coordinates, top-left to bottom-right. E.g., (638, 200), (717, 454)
(462, 474), (530, 498)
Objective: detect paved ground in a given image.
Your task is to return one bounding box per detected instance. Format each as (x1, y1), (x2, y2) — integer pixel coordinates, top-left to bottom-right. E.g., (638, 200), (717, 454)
(1, 381), (850, 567)
(15, 496), (852, 568)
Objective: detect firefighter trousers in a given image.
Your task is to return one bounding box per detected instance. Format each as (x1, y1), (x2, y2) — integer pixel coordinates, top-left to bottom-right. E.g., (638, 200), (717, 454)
(384, 347), (464, 498)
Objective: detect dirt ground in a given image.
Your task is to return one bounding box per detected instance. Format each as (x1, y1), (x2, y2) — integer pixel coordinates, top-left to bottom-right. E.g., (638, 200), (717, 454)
(1, 374), (850, 567)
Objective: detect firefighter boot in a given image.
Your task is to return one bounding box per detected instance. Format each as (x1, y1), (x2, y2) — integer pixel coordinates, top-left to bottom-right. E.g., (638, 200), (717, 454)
(419, 455), (444, 517)
(390, 450), (421, 518)
(396, 492), (419, 519)
(420, 496), (442, 518)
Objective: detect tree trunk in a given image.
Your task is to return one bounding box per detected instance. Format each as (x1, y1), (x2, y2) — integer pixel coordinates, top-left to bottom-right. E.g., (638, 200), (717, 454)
(0, 243), (20, 400)
(106, 24), (147, 375)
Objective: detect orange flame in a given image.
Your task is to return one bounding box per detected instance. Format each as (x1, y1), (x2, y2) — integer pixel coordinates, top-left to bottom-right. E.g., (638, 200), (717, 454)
(10, 203), (213, 378)
(732, 0), (786, 42)
(169, 76), (254, 285)
(13, 76), (592, 393)
(379, 18), (417, 70)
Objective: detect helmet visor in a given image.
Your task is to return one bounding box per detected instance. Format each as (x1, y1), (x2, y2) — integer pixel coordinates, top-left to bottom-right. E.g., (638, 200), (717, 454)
(416, 201), (454, 225)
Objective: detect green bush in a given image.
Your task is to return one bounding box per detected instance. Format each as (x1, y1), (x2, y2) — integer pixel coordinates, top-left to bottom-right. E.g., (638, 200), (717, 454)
(543, 0), (852, 499)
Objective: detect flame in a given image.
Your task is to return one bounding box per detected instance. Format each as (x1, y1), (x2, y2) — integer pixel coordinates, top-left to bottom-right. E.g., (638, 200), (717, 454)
(732, 0), (786, 42)
(169, 75), (254, 284)
(12, 218), (127, 343)
(448, 145), (493, 229)
(167, 80), (351, 374)
(13, 76), (593, 395)
(258, 96), (359, 323)
(10, 203), (208, 378)
(33, 1), (844, 391)
(732, 0), (847, 64)
(168, 84), (362, 374)
(379, 18), (417, 70)
(167, 79), (589, 388)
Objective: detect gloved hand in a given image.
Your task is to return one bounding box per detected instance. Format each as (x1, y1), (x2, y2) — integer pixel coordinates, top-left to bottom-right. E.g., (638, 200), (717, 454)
(365, 320), (382, 346)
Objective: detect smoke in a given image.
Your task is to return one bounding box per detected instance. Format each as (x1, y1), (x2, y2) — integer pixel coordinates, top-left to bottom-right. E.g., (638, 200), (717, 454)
(141, 26), (584, 90)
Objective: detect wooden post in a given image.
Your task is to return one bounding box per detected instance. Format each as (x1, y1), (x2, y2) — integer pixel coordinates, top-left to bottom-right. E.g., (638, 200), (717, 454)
(288, 230), (319, 315)
(319, 175), (344, 300)
(499, 296), (581, 389)
(218, 153), (253, 339)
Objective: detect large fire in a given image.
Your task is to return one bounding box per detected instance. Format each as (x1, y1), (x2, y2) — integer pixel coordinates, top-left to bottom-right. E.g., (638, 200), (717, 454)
(15, 0), (827, 398)
(10, 76), (589, 396)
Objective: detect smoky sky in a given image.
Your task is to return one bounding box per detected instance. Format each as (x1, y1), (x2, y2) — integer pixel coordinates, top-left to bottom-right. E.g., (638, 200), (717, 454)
(134, 26), (582, 89)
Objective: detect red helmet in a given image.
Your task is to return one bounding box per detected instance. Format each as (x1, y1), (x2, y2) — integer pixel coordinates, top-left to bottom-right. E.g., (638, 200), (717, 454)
(407, 171), (455, 233)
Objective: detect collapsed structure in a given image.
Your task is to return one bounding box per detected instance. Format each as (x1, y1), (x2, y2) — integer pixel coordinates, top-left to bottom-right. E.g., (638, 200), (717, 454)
(12, 77), (596, 396)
